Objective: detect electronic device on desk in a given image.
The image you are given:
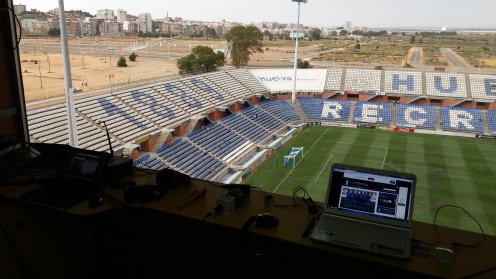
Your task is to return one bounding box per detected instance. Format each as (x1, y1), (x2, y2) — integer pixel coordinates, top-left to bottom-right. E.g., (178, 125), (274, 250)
(100, 121), (134, 183)
(311, 163), (417, 260)
(28, 142), (71, 168)
(19, 147), (110, 209)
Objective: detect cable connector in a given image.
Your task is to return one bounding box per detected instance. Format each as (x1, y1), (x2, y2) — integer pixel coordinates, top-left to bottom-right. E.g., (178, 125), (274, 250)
(204, 204), (223, 219)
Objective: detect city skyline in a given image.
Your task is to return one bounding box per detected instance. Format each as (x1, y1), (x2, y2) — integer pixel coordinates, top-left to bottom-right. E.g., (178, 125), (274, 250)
(13, 0), (496, 30)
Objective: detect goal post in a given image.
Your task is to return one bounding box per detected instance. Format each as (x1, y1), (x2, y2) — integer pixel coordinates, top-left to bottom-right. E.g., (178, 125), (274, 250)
(283, 147), (304, 168)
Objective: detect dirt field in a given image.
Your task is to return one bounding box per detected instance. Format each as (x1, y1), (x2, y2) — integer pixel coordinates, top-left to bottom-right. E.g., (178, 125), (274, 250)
(19, 36), (496, 105)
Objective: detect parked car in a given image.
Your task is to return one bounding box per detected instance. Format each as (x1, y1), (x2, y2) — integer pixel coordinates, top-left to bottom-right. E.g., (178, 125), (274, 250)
(73, 87), (82, 92)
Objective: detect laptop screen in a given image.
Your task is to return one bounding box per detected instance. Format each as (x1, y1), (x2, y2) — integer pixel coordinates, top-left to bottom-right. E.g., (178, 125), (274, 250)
(57, 148), (110, 183)
(325, 164), (416, 227)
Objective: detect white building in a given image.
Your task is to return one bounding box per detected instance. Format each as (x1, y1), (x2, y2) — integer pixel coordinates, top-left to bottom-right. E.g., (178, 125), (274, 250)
(116, 9), (127, 23)
(138, 13), (153, 33)
(96, 9), (115, 20)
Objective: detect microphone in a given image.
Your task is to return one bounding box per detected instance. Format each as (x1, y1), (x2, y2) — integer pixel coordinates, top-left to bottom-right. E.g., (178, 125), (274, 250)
(100, 120), (114, 155)
(100, 121), (134, 182)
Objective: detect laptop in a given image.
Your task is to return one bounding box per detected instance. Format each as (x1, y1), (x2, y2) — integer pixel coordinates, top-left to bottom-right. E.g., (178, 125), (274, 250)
(311, 163), (417, 259)
(20, 147), (110, 209)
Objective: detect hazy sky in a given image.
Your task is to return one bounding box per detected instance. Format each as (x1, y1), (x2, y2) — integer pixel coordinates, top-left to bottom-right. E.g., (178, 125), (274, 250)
(14, 0), (496, 29)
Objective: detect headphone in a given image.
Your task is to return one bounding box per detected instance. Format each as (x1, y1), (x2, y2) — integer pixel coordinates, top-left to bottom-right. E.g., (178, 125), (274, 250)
(240, 213), (279, 257)
(124, 184), (166, 204)
(124, 169), (190, 204)
(156, 168), (191, 189)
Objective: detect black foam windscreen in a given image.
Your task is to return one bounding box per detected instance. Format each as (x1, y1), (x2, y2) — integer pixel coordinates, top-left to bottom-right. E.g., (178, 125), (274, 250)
(156, 168), (190, 189)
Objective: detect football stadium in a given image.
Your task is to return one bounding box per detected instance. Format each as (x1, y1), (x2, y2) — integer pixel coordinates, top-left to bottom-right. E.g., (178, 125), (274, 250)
(25, 67), (496, 235)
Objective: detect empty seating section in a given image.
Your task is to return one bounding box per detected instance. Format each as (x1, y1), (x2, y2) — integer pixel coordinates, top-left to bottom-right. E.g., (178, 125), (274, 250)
(27, 69), (496, 178)
(425, 73), (467, 98)
(182, 77), (230, 107)
(133, 154), (168, 170)
(396, 104), (436, 128)
(75, 115), (121, 152)
(27, 104), (69, 144)
(469, 74), (496, 100)
(156, 139), (225, 180)
(116, 88), (186, 127)
(487, 110), (496, 134)
(257, 100), (300, 123)
(229, 69), (269, 94)
(221, 112), (271, 143)
(188, 122), (246, 158)
(203, 71), (249, 100)
(240, 105), (285, 133)
(324, 68), (343, 91)
(76, 94), (156, 143)
(354, 101), (392, 124)
(440, 107), (484, 132)
(344, 69), (381, 92)
(155, 80), (208, 115)
(384, 71), (422, 96)
(299, 98), (351, 121)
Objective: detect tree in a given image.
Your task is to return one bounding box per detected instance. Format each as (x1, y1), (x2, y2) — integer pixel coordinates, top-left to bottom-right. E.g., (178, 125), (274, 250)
(297, 59), (312, 69)
(129, 52), (138, 62)
(339, 29), (348, 36)
(176, 45), (225, 75)
(354, 43), (361, 50)
(410, 36), (416, 44)
(308, 28), (321, 40)
(224, 26), (264, 68)
(205, 27), (218, 38)
(117, 56), (127, 67)
(47, 28), (61, 36)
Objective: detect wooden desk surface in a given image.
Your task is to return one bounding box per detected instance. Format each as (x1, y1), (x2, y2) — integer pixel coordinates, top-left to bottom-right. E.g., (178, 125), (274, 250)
(1, 169), (495, 279)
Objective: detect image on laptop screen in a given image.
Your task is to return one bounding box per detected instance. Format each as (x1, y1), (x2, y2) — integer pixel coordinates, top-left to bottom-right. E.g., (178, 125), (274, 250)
(58, 149), (109, 183)
(326, 164), (416, 226)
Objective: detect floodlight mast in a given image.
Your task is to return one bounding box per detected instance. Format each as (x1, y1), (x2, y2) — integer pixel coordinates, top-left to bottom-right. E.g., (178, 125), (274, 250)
(291, 0), (307, 105)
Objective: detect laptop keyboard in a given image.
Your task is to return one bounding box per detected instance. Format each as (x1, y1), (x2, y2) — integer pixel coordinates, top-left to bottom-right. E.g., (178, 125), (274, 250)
(316, 215), (408, 248)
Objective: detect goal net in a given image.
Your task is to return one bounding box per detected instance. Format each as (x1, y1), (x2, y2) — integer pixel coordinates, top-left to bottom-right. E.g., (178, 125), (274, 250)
(283, 147), (304, 168)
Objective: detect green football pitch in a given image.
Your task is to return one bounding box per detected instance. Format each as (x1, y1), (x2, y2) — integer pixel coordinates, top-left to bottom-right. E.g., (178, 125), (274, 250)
(244, 126), (496, 236)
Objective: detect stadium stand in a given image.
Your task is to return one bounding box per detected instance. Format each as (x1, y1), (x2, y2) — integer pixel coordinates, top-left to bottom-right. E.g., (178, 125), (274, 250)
(203, 71), (252, 101)
(324, 68), (343, 91)
(396, 104), (436, 129)
(221, 111), (271, 143)
(115, 88), (187, 127)
(133, 154), (168, 170)
(384, 70), (423, 96)
(353, 101), (392, 124)
(486, 110), (496, 134)
(75, 94), (156, 143)
(299, 98), (351, 121)
(344, 69), (381, 92)
(440, 107), (484, 132)
(425, 72), (467, 98)
(469, 74), (496, 100)
(26, 68), (496, 181)
(226, 69), (269, 94)
(257, 100), (300, 123)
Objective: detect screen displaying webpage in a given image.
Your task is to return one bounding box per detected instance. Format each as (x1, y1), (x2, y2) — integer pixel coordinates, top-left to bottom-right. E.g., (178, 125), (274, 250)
(327, 168), (414, 222)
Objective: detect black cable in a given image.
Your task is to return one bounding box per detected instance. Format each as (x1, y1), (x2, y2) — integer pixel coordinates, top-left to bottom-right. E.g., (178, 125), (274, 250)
(430, 204), (486, 247)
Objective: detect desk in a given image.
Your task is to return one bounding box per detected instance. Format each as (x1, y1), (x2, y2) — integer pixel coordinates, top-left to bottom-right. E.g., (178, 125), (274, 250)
(1, 169), (495, 279)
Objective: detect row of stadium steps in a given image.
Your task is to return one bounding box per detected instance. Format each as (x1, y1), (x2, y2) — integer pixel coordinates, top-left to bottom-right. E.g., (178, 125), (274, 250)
(150, 129), (174, 153)
(435, 107), (442, 130)
(391, 102), (397, 126)
(290, 99), (308, 123)
(482, 111), (490, 135)
(348, 102), (356, 123)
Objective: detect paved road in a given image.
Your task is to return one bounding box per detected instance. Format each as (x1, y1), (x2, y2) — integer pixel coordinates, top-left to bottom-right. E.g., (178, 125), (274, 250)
(440, 48), (466, 68)
(410, 47), (422, 67)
